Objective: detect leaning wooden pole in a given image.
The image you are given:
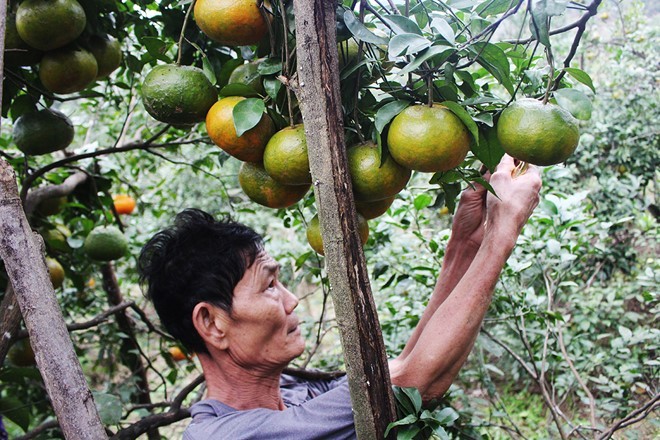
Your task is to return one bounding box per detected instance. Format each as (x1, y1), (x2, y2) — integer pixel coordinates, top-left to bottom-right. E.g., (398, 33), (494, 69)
(292, 1), (397, 438)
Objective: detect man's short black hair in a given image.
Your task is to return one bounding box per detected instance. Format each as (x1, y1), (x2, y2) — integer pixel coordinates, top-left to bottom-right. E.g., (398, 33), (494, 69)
(138, 209), (263, 353)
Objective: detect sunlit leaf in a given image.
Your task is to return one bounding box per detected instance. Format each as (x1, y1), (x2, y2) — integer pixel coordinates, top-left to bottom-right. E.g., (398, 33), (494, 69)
(554, 88), (592, 120)
(389, 33), (432, 57)
(233, 98), (265, 136)
(344, 11), (388, 45)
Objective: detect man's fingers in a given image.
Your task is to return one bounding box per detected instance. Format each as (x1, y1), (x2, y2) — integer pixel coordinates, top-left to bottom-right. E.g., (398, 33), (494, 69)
(495, 154), (516, 173)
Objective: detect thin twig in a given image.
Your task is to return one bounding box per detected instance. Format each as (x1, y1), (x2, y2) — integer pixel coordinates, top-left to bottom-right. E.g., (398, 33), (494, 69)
(597, 393), (660, 439)
(176, 0), (196, 65)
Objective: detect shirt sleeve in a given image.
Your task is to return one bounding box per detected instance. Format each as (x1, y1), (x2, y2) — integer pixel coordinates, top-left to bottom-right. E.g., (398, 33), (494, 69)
(185, 377), (356, 440)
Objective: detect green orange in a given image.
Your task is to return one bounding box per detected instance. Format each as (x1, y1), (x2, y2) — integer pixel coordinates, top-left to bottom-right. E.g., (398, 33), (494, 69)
(141, 64), (218, 125)
(16, 0), (86, 51)
(83, 225), (128, 261)
(356, 195), (395, 220)
(387, 104), (471, 173)
(263, 124), (311, 185)
(194, 0), (269, 46)
(39, 47), (98, 94)
(206, 96), (274, 162)
(228, 60), (265, 94)
(4, 12), (42, 66)
(306, 213), (369, 256)
(13, 109), (74, 156)
(497, 98), (580, 166)
(89, 36), (123, 78)
(239, 162), (310, 209)
(347, 142), (411, 202)
(46, 257), (65, 289)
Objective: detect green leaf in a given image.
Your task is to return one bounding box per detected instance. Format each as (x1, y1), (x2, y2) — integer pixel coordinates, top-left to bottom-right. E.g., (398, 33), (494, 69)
(263, 76), (282, 100)
(202, 57), (217, 85)
(0, 396), (31, 431)
(472, 126), (505, 171)
(401, 386), (423, 413)
(389, 33), (432, 57)
(554, 88), (592, 120)
(233, 98), (265, 137)
(257, 58), (282, 75)
(563, 67), (596, 93)
(397, 46), (455, 77)
(383, 15), (424, 35)
(375, 100), (410, 133)
(476, 0), (518, 17)
(529, 0), (569, 48)
(433, 407), (460, 424)
(430, 17), (455, 45)
(343, 11), (388, 45)
(414, 193), (434, 210)
(468, 42), (514, 94)
(93, 392), (123, 425)
(385, 414), (419, 437)
(440, 101), (479, 145)
(140, 37), (172, 63)
(398, 425), (422, 440)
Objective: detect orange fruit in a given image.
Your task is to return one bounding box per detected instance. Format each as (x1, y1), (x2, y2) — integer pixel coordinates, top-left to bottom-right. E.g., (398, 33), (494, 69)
(46, 257), (65, 289)
(168, 346), (188, 362)
(13, 109), (74, 156)
(83, 225), (128, 261)
(88, 36), (122, 78)
(141, 64), (218, 125)
(356, 195), (395, 220)
(4, 12), (43, 66)
(306, 213), (369, 256)
(113, 195), (136, 215)
(387, 104), (471, 173)
(206, 96), (274, 162)
(347, 142), (411, 202)
(263, 124), (311, 185)
(497, 98), (580, 166)
(39, 47), (98, 94)
(16, 0), (86, 51)
(194, 0), (269, 46)
(238, 162), (310, 209)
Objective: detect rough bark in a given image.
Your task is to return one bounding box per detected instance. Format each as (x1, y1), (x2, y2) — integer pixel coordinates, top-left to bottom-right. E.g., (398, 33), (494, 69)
(0, 160), (107, 439)
(100, 263), (160, 440)
(292, 1), (397, 438)
(0, 172), (89, 363)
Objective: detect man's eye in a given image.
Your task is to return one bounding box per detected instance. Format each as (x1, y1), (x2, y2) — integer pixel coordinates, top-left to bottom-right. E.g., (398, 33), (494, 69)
(268, 280), (275, 289)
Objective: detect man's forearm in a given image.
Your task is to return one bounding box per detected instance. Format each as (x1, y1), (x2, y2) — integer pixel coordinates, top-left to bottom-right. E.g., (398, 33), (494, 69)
(390, 232), (516, 399)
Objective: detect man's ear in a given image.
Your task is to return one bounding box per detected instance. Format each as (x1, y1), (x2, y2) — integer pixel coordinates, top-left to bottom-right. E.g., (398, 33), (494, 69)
(192, 302), (230, 351)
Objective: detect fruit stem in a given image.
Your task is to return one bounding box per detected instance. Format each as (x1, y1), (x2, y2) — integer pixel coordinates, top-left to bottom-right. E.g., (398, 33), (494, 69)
(279, 0), (295, 127)
(176, 0), (196, 66)
(542, 46), (555, 105)
(512, 160), (529, 178)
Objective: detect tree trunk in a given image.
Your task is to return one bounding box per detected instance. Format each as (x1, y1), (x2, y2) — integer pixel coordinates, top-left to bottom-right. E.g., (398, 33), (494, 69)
(292, 1), (397, 438)
(0, 161), (108, 439)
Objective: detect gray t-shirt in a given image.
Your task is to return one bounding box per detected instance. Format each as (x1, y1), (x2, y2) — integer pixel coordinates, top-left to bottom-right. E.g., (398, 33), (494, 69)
(184, 374), (356, 439)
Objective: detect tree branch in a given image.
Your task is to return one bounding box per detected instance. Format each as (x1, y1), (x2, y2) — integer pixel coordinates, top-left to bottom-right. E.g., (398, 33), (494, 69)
(597, 393), (660, 440)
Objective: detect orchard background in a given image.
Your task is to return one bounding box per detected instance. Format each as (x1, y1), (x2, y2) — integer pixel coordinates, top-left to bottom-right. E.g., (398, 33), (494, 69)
(0, 0), (657, 439)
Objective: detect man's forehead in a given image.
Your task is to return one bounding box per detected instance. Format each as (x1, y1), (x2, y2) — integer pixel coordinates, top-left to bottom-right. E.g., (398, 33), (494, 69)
(253, 252), (280, 272)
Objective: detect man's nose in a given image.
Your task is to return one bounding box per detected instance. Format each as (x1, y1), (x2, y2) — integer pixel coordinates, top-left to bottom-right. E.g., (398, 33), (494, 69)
(283, 287), (299, 313)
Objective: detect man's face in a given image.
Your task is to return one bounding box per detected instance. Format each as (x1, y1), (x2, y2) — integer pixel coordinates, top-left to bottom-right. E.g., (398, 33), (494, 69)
(223, 252), (305, 371)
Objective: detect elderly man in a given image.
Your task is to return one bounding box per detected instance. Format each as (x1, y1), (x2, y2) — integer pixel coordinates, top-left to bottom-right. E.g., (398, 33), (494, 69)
(139, 154), (541, 439)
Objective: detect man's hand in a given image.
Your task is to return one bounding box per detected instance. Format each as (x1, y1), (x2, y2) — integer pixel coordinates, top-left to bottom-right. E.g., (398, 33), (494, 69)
(486, 155), (542, 240)
(450, 171), (491, 249)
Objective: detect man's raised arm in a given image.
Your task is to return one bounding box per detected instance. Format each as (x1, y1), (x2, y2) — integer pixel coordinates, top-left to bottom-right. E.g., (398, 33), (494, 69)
(389, 155), (542, 401)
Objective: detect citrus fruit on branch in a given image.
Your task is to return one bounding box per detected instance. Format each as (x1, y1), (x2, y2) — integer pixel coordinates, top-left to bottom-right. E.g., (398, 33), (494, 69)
(113, 195), (136, 215)
(46, 257), (65, 289)
(4, 12), (42, 66)
(239, 162), (310, 209)
(16, 0), (86, 51)
(387, 104), (471, 173)
(206, 96), (274, 162)
(306, 213), (369, 256)
(13, 109), (74, 156)
(263, 124), (311, 185)
(142, 64), (218, 125)
(348, 142), (411, 202)
(356, 195), (395, 220)
(39, 47), (98, 94)
(89, 36), (123, 78)
(496, 98), (580, 166)
(228, 60), (265, 95)
(83, 225), (128, 261)
(194, 0), (269, 46)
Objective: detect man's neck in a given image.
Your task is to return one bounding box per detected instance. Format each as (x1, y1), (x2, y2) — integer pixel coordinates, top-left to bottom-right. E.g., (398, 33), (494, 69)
(198, 353), (286, 410)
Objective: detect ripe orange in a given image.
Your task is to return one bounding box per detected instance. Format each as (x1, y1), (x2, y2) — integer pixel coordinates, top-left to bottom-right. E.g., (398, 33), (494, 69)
(168, 346), (188, 362)
(206, 96), (274, 162)
(306, 213), (369, 256)
(238, 162), (310, 209)
(347, 142), (411, 202)
(113, 195), (136, 215)
(46, 257), (65, 289)
(387, 104), (471, 173)
(194, 0), (269, 46)
(497, 98), (580, 166)
(141, 64), (218, 125)
(88, 36), (122, 78)
(356, 195), (395, 220)
(39, 47), (98, 94)
(16, 0), (86, 51)
(263, 124), (311, 185)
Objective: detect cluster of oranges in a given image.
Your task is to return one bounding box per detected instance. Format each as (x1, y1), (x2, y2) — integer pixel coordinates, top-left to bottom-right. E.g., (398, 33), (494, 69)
(5, 0), (122, 95)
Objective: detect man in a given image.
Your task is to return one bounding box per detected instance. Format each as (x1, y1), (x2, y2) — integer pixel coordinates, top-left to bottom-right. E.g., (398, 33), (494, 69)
(139, 154), (541, 439)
